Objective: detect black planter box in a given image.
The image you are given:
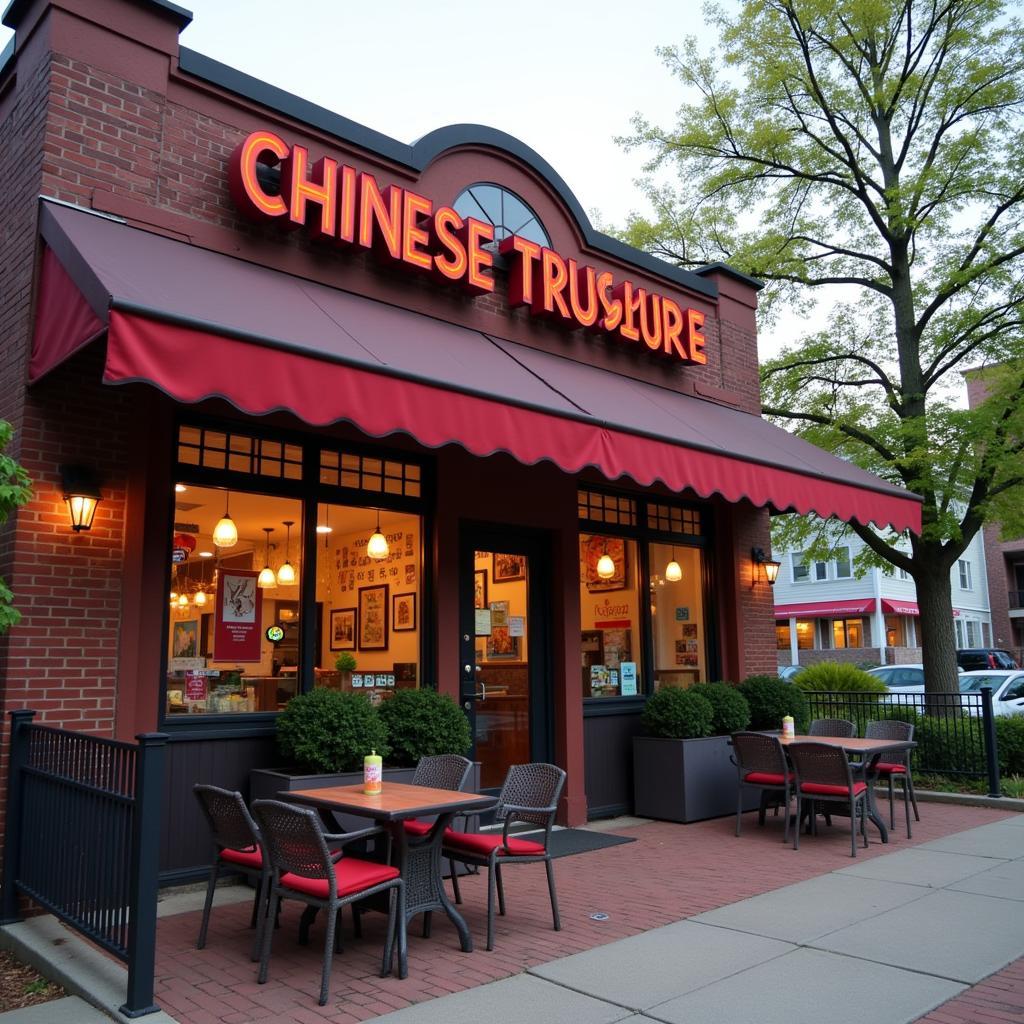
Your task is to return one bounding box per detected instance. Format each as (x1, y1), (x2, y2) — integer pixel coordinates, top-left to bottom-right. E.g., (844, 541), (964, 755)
(633, 735), (761, 823)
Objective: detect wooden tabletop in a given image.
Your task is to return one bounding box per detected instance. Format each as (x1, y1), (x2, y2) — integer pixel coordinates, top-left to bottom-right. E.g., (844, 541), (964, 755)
(285, 781), (496, 822)
(781, 735), (916, 753)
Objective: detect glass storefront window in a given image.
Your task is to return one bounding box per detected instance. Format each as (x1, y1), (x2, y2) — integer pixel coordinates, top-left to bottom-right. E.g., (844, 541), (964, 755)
(649, 543), (706, 689)
(578, 533), (641, 698)
(316, 503), (422, 694)
(166, 485), (303, 715)
(795, 619), (814, 650)
(832, 617), (867, 649)
(776, 623), (791, 650)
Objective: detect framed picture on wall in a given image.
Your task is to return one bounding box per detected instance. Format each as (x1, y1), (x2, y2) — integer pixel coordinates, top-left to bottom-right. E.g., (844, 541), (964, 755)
(393, 592), (416, 632)
(492, 552), (526, 582)
(172, 619), (198, 659)
(581, 535), (628, 592)
(474, 569), (488, 609)
(330, 607), (357, 651)
(358, 585), (389, 650)
(486, 627), (520, 660)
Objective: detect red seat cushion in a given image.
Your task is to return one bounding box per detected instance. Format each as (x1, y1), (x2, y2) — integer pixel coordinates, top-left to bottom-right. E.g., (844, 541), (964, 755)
(443, 829), (546, 858)
(403, 818), (433, 837)
(279, 857), (399, 900)
(743, 771), (794, 786)
(219, 846), (262, 869)
(801, 781), (867, 797)
(873, 762), (907, 774)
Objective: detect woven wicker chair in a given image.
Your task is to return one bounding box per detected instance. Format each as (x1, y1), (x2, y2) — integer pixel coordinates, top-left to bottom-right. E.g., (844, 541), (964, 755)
(809, 719), (857, 737)
(403, 754), (473, 838)
(443, 762), (565, 951)
(730, 732), (794, 843)
(864, 720), (918, 837)
(788, 742), (868, 857)
(193, 785), (270, 961)
(252, 799), (405, 1006)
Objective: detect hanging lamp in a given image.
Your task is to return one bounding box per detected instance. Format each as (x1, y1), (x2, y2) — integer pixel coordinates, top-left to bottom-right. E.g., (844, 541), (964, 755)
(596, 537), (615, 580)
(257, 527), (277, 588)
(276, 520), (297, 585)
(367, 509), (389, 560)
(665, 545), (682, 582)
(212, 491), (238, 548)
(316, 505), (333, 536)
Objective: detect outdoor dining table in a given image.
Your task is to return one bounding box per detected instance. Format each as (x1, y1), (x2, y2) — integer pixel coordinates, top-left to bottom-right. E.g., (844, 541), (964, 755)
(285, 782), (496, 955)
(780, 734), (917, 843)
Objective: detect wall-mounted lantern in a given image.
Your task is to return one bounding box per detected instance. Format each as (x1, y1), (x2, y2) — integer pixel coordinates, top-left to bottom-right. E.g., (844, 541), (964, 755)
(60, 465), (102, 532)
(752, 546), (781, 588)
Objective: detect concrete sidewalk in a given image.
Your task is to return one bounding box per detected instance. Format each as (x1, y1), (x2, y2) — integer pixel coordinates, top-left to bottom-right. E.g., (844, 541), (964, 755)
(368, 815), (1024, 1024)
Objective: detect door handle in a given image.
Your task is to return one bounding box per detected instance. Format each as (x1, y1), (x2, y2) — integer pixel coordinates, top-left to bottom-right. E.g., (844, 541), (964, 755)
(474, 682), (488, 701)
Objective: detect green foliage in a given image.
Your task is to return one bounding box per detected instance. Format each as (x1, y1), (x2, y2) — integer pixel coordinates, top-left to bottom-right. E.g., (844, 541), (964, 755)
(795, 663), (887, 694)
(618, 2), (1024, 696)
(334, 652), (357, 673)
(377, 689), (472, 767)
(995, 716), (1024, 777)
(276, 688), (389, 773)
(913, 713), (985, 775)
(0, 421), (31, 635)
(640, 686), (714, 739)
(738, 675), (809, 732)
(689, 682), (750, 735)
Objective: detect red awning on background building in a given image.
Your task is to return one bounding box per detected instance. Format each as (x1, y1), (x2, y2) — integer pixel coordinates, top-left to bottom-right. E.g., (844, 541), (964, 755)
(774, 599), (875, 619)
(29, 201), (923, 533)
(881, 599), (920, 616)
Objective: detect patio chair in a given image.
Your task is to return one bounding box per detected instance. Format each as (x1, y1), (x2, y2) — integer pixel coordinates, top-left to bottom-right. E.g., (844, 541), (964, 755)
(443, 762), (565, 951)
(864, 720), (918, 837)
(809, 719), (856, 737)
(403, 754), (473, 838)
(788, 742), (869, 857)
(252, 799), (405, 1006)
(193, 784), (270, 961)
(730, 732), (794, 843)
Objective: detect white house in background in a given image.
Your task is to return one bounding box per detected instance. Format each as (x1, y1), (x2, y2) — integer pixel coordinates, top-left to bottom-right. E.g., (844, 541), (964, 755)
(774, 530), (993, 669)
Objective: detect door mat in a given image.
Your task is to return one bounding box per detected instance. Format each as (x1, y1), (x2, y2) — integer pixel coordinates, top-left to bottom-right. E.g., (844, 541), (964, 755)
(543, 828), (636, 859)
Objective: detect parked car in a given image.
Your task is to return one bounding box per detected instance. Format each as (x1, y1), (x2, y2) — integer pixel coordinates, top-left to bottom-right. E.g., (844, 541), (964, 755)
(867, 664), (927, 694)
(959, 671), (1024, 716)
(956, 649), (1019, 671)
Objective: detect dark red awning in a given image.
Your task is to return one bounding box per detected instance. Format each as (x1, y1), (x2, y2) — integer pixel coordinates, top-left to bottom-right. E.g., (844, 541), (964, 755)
(881, 599), (919, 617)
(30, 201), (923, 534)
(774, 599), (875, 619)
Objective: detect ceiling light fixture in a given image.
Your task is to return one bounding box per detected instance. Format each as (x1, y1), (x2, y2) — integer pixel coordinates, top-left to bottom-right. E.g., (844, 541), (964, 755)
(258, 527), (277, 588)
(665, 545), (682, 583)
(212, 491), (238, 548)
(276, 520), (297, 585)
(367, 509), (389, 560)
(596, 538), (615, 580)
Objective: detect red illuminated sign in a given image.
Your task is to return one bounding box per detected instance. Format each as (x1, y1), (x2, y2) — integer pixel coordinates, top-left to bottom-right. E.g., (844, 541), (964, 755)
(228, 130), (707, 364)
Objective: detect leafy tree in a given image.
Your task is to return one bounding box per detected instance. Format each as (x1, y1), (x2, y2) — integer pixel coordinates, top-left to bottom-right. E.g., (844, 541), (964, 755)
(621, 0), (1024, 694)
(0, 421), (31, 634)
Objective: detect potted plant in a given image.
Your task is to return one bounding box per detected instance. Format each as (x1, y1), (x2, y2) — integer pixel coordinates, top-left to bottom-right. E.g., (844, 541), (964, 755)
(250, 687), (481, 821)
(633, 682), (760, 823)
(334, 651), (357, 687)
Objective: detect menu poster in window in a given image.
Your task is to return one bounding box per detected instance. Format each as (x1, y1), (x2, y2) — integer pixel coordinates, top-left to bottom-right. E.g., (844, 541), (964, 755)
(214, 569), (262, 662)
(620, 662), (638, 696)
(602, 629), (631, 670)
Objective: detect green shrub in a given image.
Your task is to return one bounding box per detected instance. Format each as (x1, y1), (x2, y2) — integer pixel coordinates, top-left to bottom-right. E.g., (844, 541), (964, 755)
(334, 651), (357, 673)
(378, 689), (472, 767)
(641, 686), (714, 739)
(276, 688), (389, 773)
(996, 715), (1024, 777)
(689, 682), (750, 735)
(738, 675), (809, 732)
(795, 662), (887, 694)
(913, 712), (985, 775)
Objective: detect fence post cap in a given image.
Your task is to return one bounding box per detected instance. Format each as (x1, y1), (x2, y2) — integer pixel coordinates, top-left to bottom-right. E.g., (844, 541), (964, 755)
(134, 733), (169, 746)
(8, 709), (36, 722)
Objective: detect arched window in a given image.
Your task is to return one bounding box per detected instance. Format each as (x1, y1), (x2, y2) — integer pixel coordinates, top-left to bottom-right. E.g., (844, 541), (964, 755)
(452, 183), (550, 250)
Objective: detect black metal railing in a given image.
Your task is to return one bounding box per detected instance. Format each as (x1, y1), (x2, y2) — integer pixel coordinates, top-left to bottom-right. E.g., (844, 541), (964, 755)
(804, 689), (1000, 796)
(1, 711), (166, 1018)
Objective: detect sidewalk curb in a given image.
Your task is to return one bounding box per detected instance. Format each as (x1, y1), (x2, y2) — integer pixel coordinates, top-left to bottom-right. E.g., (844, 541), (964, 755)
(913, 789), (1024, 811)
(0, 917), (179, 1024)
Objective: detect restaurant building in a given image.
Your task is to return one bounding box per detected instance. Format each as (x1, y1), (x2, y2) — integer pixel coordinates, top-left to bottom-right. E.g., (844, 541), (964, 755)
(0, 0), (921, 881)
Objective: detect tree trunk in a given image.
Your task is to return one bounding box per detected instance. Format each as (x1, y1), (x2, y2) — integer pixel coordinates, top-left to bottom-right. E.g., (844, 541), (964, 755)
(916, 554), (961, 696)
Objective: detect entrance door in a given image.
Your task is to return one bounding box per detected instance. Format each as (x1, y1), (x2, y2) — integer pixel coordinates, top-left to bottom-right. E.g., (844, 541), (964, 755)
(459, 527), (550, 793)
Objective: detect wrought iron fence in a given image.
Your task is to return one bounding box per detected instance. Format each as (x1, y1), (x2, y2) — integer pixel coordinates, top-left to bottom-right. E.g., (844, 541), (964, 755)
(803, 688), (1000, 795)
(1, 711), (166, 1018)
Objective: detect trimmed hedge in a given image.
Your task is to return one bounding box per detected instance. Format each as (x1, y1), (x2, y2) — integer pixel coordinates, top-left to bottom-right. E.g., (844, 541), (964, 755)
(738, 675), (809, 732)
(689, 682), (750, 735)
(641, 686), (714, 739)
(277, 688), (389, 773)
(795, 662), (887, 694)
(377, 689), (472, 767)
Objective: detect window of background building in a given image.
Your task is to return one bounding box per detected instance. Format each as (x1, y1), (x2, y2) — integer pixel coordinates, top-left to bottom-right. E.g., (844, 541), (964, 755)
(792, 552), (809, 582)
(955, 619), (965, 647)
(776, 623), (791, 650)
(965, 618), (980, 646)
(813, 559), (828, 581)
(885, 615), (904, 647)
(832, 617), (867, 649)
(795, 619), (814, 649)
(833, 547), (852, 579)
(959, 559), (973, 590)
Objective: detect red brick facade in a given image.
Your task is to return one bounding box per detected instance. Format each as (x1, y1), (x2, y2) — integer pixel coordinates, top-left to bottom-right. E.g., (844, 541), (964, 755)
(0, 0), (775, 849)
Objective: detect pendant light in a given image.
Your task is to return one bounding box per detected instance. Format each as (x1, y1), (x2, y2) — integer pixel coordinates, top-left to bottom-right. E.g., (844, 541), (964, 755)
(665, 545), (682, 582)
(596, 538), (615, 580)
(177, 591), (190, 609)
(257, 527), (277, 589)
(367, 509), (389, 561)
(193, 587), (207, 608)
(212, 491), (238, 549)
(276, 520), (297, 585)
(316, 505), (333, 536)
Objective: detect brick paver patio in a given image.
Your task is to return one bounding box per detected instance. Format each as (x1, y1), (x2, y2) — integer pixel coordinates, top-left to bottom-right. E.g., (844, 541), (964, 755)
(154, 803), (1015, 1024)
